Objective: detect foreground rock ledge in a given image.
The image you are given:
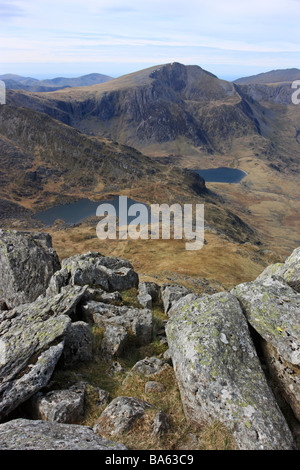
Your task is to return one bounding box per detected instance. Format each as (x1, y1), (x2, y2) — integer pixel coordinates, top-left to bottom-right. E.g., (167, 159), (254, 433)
(166, 291), (296, 450)
(0, 419), (127, 450)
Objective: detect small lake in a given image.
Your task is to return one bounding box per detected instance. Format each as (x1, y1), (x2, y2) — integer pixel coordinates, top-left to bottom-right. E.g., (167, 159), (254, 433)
(34, 196), (148, 227)
(195, 167), (247, 183)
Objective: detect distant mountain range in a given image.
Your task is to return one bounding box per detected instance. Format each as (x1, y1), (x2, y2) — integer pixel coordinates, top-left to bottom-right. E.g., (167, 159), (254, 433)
(0, 73), (113, 92)
(234, 68), (300, 85)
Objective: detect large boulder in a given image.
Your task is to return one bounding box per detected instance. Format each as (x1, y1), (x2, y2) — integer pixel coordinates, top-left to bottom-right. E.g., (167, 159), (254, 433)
(47, 252), (139, 294)
(0, 230), (60, 307)
(231, 277), (300, 366)
(0, 286), (88, 420)
(231, 276), (300, 423)
(0, 419), (127, 450)
(166, 291), (296, 450)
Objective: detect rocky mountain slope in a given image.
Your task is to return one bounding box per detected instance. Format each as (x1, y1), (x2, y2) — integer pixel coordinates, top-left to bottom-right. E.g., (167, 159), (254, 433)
(6, 62), (272, 155)
(0, 230), (299, 450)
(0, 102), (260, 247)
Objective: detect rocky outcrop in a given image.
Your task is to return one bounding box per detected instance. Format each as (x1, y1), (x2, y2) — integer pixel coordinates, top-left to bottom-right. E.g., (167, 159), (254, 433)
(0, 230), (60, 307)
(1, 229), (299, 451)
(82, 301), (153, 348)
(47, 252), (139, 294)
(0, 419), (127, 450)
(166, 291), (296, 450)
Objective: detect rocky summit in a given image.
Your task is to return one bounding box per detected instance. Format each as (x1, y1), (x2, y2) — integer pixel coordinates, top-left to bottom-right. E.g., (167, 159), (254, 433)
(0, 230), (299, 450)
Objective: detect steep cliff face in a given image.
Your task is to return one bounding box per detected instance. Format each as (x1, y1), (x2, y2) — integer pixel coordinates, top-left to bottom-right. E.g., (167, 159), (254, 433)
(7, 63), (270, 153)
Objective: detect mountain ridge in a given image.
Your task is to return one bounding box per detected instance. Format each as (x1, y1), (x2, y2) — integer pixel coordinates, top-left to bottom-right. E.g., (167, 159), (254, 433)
(234, 68), (300, 85)
(6, 62), (271, 155)
(0, 72), (113, 93)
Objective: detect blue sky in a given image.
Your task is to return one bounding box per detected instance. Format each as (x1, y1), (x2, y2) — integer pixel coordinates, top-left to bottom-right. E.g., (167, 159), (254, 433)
(0, 0), (299, 80)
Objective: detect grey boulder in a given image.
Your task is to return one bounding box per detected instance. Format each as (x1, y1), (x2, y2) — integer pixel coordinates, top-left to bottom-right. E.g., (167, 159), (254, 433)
(93, 396), (152, 437)
(0, 298), (71, 419)
(51, 252), (139, 292)
(137, 281), (160, 308)
(62, 321), (93, 366)
(29, 382), (86, 424)
(0, 230), (60, 307)
(166, 291), (295, 450)
(161, 284), (191, 314)
(255, 246), (300, 293)
(231, 277), (300, 365)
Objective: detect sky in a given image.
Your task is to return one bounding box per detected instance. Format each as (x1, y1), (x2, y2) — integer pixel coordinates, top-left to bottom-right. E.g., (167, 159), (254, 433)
(0, 0), (299, 81)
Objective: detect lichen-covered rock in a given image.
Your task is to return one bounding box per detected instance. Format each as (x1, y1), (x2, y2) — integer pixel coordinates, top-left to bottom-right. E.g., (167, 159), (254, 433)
(54, 252), (139, 292)
(29, 382), (86, 424)
(62, 321), (93, 366)
(255, 263), (284, 282)
(161, 284), (191, 314)
(93, 396), (152, 437)
(0, 419), (127, 450)
(0, 294), (71, 419)
(255, 246), (300, 293)
(82, 301), (153, 346)
(166, 291), (295, 450)
(261, 340), (300, 422)
(231, 277), (300, 365)
(280, 246), (300, 292)
(0, 230), (60, 307)
(37, 285), (87, 319)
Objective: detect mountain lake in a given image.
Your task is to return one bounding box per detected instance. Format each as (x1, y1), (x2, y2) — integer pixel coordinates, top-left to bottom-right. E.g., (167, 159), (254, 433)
(34, 196), (148, 227)
(195, 167), (247, 183)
